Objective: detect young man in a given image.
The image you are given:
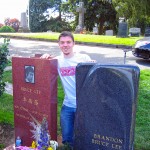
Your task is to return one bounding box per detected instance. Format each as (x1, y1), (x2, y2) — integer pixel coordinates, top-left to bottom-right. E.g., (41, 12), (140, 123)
(42, 31), (92, 147)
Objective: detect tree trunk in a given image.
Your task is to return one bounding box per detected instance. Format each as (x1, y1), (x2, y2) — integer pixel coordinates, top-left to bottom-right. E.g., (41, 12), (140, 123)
(98, 17), (105, 35)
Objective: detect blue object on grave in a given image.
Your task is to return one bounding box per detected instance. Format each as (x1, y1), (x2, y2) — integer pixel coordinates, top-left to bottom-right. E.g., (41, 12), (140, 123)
(15, 136), (22, 147)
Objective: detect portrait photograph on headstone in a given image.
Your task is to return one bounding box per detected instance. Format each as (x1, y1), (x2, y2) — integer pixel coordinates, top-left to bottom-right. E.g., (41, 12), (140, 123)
(25, 65), (35, 84)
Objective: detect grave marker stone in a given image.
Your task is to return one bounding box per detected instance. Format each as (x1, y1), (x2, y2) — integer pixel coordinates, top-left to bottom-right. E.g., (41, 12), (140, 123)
(12, 57), (58, 146)
(105, 30), (113, 36)
(75, 2), (86, 33)
(145, 27), (150, 37)
(74, 64), (140, 150)
(20, 12), (28, 29)
(129, 28), (141, 37)
(93, 27), (98, 35)
(117, 22), (128, 37)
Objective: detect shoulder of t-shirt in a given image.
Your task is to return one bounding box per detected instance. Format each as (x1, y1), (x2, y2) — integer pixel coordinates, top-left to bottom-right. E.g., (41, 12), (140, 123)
(76, 53), (91, 61)
(55, 55), (63, 59)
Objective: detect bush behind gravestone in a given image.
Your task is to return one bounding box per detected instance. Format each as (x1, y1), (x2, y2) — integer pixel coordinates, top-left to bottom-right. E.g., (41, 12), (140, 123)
(0, 38), (10, 96)
(0, 26), (15, 33)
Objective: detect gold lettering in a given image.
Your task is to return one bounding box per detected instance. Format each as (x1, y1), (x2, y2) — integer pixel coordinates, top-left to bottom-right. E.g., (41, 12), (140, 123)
(101, 136), (105, 140)
(33, 89), (41, 95)
(93, 134), (123, 146)
(94, 134), (97, 138)
(21, 87), (32, 93)
(32, 110), (38, 115)
(43, 114), (48, 118)
(20, 106), (28, 112)
(22, 97), (27, 102)
(16, 113), (29, 120)
(33, 99), (39, 106)
(28, 98), (33, 104)
(92, 139), (109, 147)
(112, 144), (122, 149)
(14, 105), (19, 109)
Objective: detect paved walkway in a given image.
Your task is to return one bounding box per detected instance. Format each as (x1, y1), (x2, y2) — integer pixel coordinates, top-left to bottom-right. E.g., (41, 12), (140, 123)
(4, 66), (13, 95)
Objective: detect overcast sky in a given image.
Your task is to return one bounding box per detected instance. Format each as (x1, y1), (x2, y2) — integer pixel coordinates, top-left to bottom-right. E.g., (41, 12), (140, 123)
(0, 0), (29, 24)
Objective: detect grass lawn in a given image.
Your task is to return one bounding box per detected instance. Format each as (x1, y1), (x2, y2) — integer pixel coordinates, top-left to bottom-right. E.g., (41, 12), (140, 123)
(0, 68), (150, 149)
(0, 32), (143, 46)
(0, 33), (149, 149)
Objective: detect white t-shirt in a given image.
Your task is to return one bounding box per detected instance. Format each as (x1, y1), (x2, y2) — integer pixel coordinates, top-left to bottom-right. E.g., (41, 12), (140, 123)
(56, 53), (91, 108)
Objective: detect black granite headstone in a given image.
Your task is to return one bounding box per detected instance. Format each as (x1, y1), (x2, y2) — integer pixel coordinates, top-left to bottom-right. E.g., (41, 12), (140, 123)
(144, 27), (150, 37)
(117, 22), (128, 37)
(74, 64), (140, 150)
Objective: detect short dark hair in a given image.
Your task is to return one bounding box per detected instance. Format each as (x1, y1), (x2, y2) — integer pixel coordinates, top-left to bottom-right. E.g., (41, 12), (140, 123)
(25, 66), (34, 76)
(58, 31), (74, 42)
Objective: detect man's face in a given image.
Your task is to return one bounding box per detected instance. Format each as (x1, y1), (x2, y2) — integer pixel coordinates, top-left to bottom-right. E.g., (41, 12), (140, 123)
(26, 72), (34, 82)
(58, 36), (75, 57)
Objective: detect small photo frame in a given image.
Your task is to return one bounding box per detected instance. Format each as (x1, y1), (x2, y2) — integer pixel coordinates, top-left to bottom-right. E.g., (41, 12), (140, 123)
(25, 65), (35, 83)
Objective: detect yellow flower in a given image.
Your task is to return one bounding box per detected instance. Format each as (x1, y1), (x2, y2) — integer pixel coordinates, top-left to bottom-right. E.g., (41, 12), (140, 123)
(31, 141), (37, 148)
(47, 147), (53, 150)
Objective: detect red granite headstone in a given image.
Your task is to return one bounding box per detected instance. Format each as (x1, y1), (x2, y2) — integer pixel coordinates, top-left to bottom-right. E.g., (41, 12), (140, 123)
(12, 57), (58, 146)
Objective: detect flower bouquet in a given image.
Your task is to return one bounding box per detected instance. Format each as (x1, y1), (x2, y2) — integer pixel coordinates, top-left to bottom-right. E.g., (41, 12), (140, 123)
(16, 117), (58, 150)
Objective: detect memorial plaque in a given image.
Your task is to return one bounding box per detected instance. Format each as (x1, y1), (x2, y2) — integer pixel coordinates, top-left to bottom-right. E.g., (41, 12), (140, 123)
(12, 57), (58, 146)
(74, 64), (140, 150)
(117, 22), (128, 37)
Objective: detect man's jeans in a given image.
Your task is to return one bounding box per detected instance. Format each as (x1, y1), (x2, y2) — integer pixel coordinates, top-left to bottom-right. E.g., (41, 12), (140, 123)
(60, 105), (76, 146)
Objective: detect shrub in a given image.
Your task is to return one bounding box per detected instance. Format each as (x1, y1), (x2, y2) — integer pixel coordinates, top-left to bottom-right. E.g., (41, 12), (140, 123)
(0, 38), (10, 96)
(0, 26), (15, 33)
(47, 17), (72, 32)
(0, 23), (4, 28)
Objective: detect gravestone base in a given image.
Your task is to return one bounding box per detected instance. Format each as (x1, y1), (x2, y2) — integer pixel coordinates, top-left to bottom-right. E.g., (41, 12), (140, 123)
(75, 25), (83, 34)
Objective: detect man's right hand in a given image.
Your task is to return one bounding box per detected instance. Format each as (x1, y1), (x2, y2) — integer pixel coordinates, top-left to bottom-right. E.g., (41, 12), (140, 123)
(40, 53), (54, 59)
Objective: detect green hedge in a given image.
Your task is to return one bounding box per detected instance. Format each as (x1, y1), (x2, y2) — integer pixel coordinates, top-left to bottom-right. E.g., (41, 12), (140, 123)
(0, 38), (10, 96)
(0, 26), (15, 33)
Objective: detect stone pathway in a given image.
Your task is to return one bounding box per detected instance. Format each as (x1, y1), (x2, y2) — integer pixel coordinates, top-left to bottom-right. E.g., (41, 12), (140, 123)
(5, 82), (13, 95)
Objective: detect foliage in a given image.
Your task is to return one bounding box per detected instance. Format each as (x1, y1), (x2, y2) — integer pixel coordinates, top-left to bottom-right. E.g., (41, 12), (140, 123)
(84, 0), (117, 34)
(4, 18), (20, 32)
(134, 69), (150, 149)
(47, 17), (72, 32)
(0, 144), (5, 149)
(0, 33), (142, 46)
(0, 38), (10, 96)
(29, 0), (51, 32)
(0, 93), (13, 125)
(112, 0), (150, 34)
(0, 23), (4, 28)
(3, 70), (12, 83)
(1, 69), (150, 149)
(0, 26), (15, 33)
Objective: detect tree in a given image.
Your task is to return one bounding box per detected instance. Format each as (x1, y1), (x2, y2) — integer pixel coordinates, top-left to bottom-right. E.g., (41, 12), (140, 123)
(29, 0), (51, 32)
(112, 0), (150, 34)
(84, 0), (117, 34)
(4, 18), (20, 32)
(0, 23), (3, 28)
(65, 0), (117, 34)
(9, 19), (20, 32)
(0, 38), (10, 96)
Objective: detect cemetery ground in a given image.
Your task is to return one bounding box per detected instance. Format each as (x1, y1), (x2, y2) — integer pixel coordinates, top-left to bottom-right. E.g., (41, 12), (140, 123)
(0, 32), (143, 47)
(1, 67), (150, 150)
(0, 33), (150, 149)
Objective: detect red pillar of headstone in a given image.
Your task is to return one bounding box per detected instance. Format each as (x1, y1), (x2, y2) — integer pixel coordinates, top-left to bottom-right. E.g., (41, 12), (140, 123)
(12, 57), (58, 146)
